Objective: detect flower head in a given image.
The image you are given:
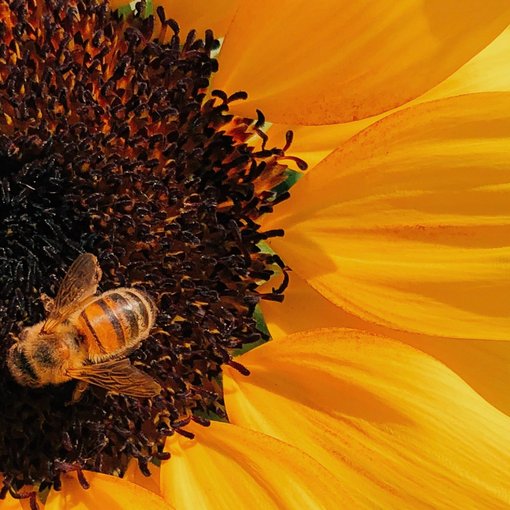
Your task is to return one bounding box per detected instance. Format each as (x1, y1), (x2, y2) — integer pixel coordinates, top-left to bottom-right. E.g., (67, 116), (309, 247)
(2, 1), (510, 509)
(0, 0), (300, 500)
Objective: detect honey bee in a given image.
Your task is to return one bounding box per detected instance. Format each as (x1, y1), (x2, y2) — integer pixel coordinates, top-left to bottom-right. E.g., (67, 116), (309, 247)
(7, 253), (161, 402)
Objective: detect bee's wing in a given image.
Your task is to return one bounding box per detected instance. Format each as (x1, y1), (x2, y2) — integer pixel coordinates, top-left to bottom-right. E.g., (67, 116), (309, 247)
(66, 359), (162, 398)
(42, 253), (102, 333)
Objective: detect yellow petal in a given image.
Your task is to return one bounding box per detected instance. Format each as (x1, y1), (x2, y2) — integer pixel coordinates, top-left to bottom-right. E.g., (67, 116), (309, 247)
(224, 328), (510, 509)
(259, 273), (356, 339)
(214, 0), (510, 124)
(268, 24), (510, 170)
(1, 496), (27, 510)
(263, 271), (510, 416)
(160, 421), (350, 509)
(0, 477), (37, 510)
(267, 122), (375, 171)
(403, 334), (510, 417)
(19, 501), (35, 510)
(266, 92), (510, 340)
(45, 471), (174, 510)
(123, 460), (161, 496)
(422, 25), (510, 101)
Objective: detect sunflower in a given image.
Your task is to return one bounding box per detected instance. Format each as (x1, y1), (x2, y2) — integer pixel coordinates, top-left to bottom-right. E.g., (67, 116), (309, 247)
(2, 1), (510, 509)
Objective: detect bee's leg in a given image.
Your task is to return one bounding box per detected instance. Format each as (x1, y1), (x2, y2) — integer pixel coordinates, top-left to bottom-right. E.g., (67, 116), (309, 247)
(67, 381), (89, 405)
(40, 293), (55, 313)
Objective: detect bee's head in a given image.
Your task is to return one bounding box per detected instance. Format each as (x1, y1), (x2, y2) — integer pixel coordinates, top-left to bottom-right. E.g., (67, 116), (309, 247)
(6, 337), (40, 387)
(7, 327), (70, 388)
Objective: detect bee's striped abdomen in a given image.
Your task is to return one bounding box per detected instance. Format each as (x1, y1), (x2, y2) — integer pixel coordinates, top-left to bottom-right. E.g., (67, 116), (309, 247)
(75, 288), (155, 361)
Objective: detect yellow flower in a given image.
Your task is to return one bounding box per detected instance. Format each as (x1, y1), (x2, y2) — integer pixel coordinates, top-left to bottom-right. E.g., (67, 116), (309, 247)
(4, 1), (510, 509)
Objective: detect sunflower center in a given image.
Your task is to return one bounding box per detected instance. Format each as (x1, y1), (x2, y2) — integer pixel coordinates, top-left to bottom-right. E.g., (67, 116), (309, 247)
(0, 0), (302, 501)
